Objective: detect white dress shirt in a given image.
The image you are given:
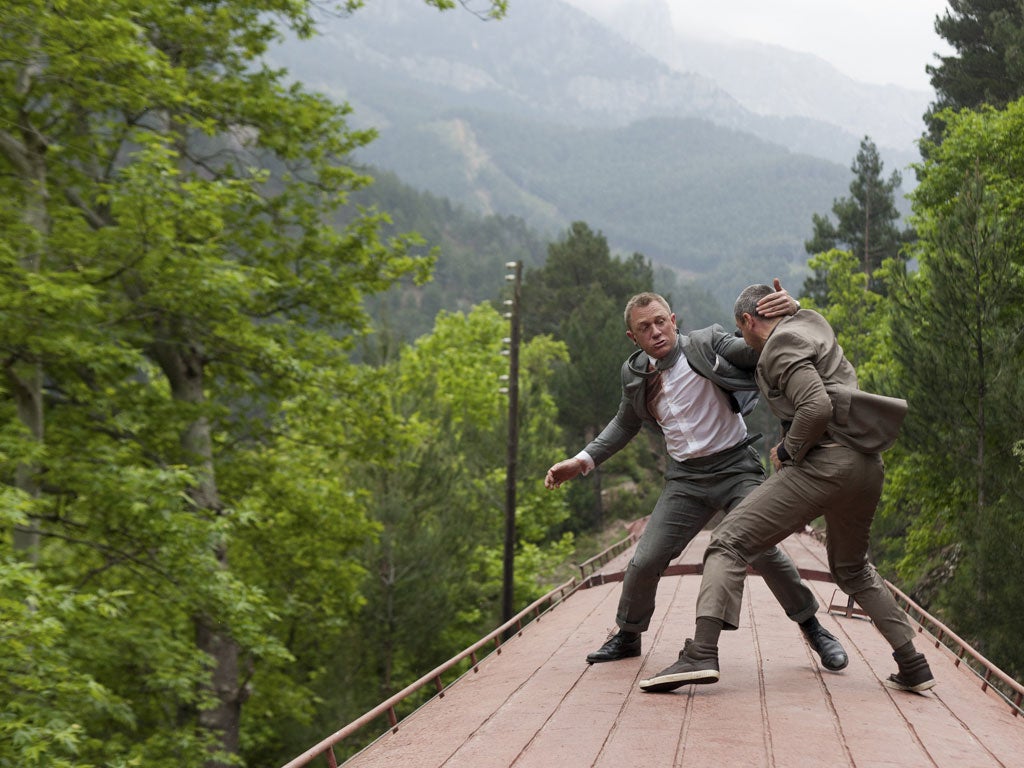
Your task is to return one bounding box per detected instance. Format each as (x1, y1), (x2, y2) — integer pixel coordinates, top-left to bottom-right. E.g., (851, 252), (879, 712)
(653, 356), (747, 461)
(577, 357), (747, 472)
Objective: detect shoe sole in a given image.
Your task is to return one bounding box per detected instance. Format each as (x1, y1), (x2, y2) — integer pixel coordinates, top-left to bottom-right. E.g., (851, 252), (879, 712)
(883, 677), (936, 693)
(639, 669), (719, 692)
(586, 651), (640, 664)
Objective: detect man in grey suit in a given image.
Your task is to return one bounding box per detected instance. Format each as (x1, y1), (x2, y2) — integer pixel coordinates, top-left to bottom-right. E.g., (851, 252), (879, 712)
(639, 283), (935, 694)
(545, 286), (848, 672)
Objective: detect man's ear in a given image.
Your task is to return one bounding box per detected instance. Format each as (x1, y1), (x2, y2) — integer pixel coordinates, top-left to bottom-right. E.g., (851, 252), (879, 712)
(626, 330), (637, 346)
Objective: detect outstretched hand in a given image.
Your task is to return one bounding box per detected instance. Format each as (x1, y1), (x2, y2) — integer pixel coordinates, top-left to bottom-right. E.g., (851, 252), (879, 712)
(545, 458), (584, 489)
(757, 277), (800, 317)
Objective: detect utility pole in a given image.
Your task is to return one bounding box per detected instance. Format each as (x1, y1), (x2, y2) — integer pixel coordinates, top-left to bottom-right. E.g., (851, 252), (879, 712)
(500, 260), (522, 625)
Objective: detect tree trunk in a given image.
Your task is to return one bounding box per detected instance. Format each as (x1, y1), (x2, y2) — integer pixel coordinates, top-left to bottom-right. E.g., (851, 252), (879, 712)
(2, 75), (49, 556)
(149, 335), (242, 767)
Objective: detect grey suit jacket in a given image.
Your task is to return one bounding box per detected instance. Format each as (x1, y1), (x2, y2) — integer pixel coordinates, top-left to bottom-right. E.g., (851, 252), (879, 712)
(756, 310), (907, 463)
(584, 327), (759, 467)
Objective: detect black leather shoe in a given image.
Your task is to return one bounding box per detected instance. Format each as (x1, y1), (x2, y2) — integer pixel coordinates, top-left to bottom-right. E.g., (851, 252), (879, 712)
(586, 631), (641, 663)
(804, 626), (849, 671)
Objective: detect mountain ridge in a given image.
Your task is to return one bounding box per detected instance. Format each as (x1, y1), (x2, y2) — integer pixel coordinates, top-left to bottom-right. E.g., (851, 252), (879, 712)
(570, 0), (931, 162)
(271, 0), (921, 306)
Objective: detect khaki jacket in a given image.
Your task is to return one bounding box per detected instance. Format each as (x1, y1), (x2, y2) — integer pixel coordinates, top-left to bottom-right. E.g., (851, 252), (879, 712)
(756, 310), (907, 463)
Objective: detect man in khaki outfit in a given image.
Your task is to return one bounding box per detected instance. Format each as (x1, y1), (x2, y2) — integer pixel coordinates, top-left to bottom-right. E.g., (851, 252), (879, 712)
(639, 283), (935, 694)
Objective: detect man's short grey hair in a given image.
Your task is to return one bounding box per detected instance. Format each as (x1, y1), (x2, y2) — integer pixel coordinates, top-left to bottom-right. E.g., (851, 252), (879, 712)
(733, 284), (774, 320)
(623, 292), (672, 331)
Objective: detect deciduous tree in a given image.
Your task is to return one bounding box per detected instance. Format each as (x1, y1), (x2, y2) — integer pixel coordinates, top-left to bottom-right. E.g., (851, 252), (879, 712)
(0, 1), (504, 765)
(302, 304), (571, 761)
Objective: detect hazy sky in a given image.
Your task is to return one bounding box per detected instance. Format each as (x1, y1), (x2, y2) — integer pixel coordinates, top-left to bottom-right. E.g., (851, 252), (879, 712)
(571, 0), (953, 91)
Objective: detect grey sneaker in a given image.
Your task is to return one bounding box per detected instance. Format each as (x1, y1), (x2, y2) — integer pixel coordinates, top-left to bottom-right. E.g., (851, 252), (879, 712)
(639, 640), (719, 692)
(883, 651), (936, 692)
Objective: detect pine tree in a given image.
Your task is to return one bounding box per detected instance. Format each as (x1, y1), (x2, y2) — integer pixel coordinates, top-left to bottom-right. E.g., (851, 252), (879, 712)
(925, 0), (1024, 143)
(890, 99), (1024, 678)
(521, 222), (653, 530)
(802, 137), (912, 301)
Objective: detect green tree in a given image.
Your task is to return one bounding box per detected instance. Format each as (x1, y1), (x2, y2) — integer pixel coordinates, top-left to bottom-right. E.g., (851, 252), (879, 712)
(803, 137), (913, 301)
(521, 222), (653, 529)
(888, 99), (1024, 677)
(301, 304), (572, 761)
(0, 563), (135, 768)
(798, 250), (889, 377)
(0, 1), (503, 766)
(925, 0), (1024, 142)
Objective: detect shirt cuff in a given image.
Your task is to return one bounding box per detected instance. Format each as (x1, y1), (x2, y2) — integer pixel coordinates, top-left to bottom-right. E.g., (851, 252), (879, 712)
(775, 441), (792, 463)
(574, 450), (596, 476)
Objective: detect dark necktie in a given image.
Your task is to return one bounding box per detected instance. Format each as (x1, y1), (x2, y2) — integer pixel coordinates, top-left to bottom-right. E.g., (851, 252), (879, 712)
(645, 365), (663, 417)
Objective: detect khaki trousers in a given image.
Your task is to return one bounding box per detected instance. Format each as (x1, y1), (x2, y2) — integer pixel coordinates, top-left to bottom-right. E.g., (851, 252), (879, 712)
(697, 444), (916, 649)
(616, 442), (819, 634)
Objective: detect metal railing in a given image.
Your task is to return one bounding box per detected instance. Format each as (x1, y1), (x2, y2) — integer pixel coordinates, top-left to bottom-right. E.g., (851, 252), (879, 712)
(281, 530), (1024, 767)
(885, 580), (1024, 717)
(280, 531), (645, 768)
(575, 529), (638, 581)
(279, 576), (583, 768)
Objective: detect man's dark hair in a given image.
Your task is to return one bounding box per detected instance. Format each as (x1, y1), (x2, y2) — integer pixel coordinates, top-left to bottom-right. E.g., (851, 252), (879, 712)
(733, 284), (774, 320)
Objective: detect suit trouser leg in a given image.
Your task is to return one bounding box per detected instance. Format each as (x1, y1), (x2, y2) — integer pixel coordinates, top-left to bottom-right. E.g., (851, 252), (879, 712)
(615, 476), (717, 634)
(821, 450), (917, 648)
(617, 446), (817, 633)
(697, 446), (915, 649)
(720, 448), (818, 624)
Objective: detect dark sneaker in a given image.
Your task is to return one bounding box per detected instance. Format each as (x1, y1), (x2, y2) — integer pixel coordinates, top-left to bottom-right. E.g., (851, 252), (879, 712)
(804, 626), (849, 671)
(586, 630), (641, 663)
(639, 640), (719, 692)
(883, 652), (936, 692)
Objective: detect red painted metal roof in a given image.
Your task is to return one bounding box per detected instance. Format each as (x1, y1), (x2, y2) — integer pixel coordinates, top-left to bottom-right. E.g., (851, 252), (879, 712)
(284, 527), (1024, 768)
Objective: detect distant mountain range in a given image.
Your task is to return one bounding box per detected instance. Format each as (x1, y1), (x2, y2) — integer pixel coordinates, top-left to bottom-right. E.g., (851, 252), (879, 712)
(567, 0), (931, 164)
(270, 0), (930, 307)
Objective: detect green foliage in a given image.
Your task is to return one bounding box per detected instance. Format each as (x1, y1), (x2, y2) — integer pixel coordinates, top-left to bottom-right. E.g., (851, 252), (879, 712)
(803, 137), (913, 300)
(280, 303), (572, 760)
(801, 250), (890, 381)
(0, 1), (504, 766)
(521, 222), (654, 530)
(886, 97), (1024, 677)
(418, 0), (508, 18)
(0, 562), (137, 768)
(521, 223), (653, 441)
(926, 0), (1024, 141)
